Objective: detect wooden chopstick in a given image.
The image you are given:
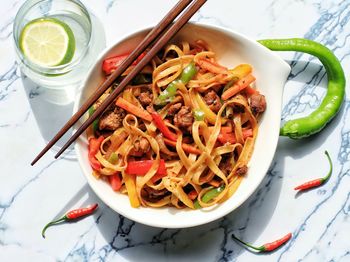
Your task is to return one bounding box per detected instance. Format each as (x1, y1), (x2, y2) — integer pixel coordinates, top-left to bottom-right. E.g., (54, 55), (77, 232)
(54, 0), (207, 160)
(31, 0), (194, 165)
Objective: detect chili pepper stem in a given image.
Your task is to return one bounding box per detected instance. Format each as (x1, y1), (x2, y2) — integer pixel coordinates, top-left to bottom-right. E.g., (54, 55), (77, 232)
(41, 216), (67, 238)
(231, 234), (263, 251)
(322, 150), (333, 182)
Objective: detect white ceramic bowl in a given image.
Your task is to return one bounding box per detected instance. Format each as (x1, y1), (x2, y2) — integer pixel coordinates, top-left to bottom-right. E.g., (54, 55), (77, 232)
(74, 23), (291, 228)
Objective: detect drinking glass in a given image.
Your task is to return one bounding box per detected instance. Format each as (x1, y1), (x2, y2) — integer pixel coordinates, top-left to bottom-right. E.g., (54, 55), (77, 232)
(13, 0), (103, 105)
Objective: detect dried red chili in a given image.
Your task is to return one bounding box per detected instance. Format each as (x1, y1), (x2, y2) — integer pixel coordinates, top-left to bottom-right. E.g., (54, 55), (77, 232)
(42, 203), (98, 238)
(294, 150), (333, 191)
(232, 233), (292, 252)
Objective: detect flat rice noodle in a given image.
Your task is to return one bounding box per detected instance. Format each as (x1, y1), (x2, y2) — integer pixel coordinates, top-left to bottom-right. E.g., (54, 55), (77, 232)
(193, 51), (215, 63)
(155, 64), (182, 87)
(105, 129), (128, 158)
(100, 167), (119, 176)
(142, 195), (171, 208)
(95, 151), (126, 173)
(181, 153), (207, 186)
(163, 177), (194, 209)
(153, 56), (193, 88)
(233, 114), (244, 144)
(181, 41), (190, 55)
(175, 132), (192, 170)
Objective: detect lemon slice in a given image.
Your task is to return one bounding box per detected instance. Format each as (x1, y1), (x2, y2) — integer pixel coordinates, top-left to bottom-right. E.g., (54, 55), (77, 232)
(19, 18), (75, 67)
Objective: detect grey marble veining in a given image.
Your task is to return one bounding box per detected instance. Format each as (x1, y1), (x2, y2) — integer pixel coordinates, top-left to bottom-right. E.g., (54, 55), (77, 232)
(0, 0), (349, 261)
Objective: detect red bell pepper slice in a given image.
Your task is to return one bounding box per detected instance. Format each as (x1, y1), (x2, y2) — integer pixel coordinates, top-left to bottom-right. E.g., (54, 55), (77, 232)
(151, 112), (177, 142)
(109, 173), (122, 191)
(88, 136), (104, 171)
(102, 52), (145, 75)
(125, 159), (167, 179)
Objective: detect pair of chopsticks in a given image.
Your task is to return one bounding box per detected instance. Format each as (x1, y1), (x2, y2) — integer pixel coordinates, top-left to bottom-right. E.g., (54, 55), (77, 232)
(31, 0), (207, 165)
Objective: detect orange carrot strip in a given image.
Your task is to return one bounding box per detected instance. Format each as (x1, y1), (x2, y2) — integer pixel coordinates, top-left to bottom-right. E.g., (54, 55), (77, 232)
(197, 58), (229, 74)
(222, 74), (256, 100)
(164, 138), (201, 155)
(116, 97), (152, 122)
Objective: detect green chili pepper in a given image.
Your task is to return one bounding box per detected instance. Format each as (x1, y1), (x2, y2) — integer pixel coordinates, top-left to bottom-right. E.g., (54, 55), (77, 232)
(258, 38), (345, 139)
(193, 109), (205, 121)
(156, 62), (198, 105)
(88, 106), (99, 133)
(180, 61), (197, 84)
(194, 185), (225, 209)
(155, 80), (179, 105)
(108, 152), (118, 164)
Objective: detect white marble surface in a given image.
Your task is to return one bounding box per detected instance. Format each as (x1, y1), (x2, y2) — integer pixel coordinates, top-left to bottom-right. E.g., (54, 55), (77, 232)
(1, 0), (349, 261)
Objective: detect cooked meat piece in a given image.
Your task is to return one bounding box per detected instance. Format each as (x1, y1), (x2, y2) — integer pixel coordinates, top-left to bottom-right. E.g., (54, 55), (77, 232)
(167, 103), (182, 116)
(136, 85), (153, 107)
(138, 122), (147, 131)
(133, 137), (150, 154)
(250, 93), (266, 114)
(203, 90), (222, 113)
(141, 186), (168, 202)
(174, 106), (194, 130)
(99, 107), (126, 131)
(219, 157), (232, 176)
(95, 129), (113, 138)
(232, 105), (245, 114)
(139, 92), (153, 106)
(235, 165), (248, 176)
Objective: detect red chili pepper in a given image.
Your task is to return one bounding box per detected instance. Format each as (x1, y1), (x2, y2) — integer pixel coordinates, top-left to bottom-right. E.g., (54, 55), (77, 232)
(88, 136), (104, 171)
(294, 150), (333, 191)
(42, 204), (98, 238)
(125, 159), (167, 177)
(151, 112), (178, 142)
(109, 173), (122, 191)
(232, 233), (292, 252)
(102, 52), (145, 75)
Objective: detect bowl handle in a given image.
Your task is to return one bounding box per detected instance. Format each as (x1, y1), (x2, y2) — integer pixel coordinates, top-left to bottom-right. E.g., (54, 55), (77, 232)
(258, 38), (345, 139)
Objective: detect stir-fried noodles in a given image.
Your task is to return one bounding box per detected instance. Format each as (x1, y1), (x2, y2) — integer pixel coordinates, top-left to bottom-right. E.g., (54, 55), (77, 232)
(87, 40), (266, 209)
